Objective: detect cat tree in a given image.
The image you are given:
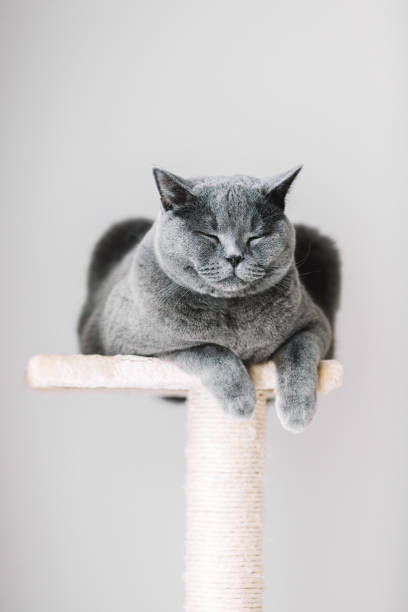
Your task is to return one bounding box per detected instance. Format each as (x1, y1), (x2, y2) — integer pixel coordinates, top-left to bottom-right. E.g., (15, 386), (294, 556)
(26, 354), (342, 611)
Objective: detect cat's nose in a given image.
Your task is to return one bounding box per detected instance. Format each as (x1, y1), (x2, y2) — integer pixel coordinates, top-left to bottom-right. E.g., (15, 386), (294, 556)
(225, 255), (243, 268)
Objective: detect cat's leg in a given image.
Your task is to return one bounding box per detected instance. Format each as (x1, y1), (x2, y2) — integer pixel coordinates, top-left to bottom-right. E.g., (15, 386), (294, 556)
(273, 325), (331, 433)
(159, 344), (256, 417)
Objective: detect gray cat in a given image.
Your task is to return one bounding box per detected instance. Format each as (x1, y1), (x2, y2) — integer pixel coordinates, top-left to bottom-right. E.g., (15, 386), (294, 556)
(78, 167), (340, 432)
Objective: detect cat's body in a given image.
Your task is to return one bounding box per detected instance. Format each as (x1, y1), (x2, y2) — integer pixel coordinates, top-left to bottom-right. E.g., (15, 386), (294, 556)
(78, 169), (340, 432)
(78, 219), (335, 362)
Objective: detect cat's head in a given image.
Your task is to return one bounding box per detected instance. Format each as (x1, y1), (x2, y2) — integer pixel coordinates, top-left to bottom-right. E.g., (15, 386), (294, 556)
(152, 167), (301, 297)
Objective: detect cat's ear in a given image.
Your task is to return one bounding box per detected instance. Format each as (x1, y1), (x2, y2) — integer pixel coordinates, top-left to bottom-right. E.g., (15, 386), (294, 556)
(153, 168), (194, 212)
(263, 165), (302, 210)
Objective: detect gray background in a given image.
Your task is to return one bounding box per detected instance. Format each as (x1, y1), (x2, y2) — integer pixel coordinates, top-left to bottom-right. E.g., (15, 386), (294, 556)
(1, 1), (407, 610)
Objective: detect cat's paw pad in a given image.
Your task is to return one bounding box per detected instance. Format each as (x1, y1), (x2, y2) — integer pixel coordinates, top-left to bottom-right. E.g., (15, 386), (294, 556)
(275, 393), (316, 433)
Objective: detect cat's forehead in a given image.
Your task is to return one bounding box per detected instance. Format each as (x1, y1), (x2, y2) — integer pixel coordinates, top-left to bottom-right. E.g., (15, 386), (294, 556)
(191, 175), (263, 222)
(182, 175), (268, 233)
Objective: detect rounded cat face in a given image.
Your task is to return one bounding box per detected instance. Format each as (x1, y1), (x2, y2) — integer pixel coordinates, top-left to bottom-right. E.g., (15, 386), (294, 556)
(153, 168), (300, 297)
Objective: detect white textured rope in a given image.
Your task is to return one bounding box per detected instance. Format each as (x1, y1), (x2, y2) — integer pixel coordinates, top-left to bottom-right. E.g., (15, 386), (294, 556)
(185, 387), (266, 612)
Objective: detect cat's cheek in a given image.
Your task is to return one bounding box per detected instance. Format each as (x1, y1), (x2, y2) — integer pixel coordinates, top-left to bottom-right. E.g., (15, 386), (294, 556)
(196, 243), (218, 261)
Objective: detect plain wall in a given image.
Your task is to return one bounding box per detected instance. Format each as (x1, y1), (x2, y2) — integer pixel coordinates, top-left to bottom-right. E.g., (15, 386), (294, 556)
(1, 1), (407, 610)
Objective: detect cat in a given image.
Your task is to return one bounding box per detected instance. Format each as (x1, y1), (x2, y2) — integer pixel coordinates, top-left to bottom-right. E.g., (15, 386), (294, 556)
(78, 167), (340, 432)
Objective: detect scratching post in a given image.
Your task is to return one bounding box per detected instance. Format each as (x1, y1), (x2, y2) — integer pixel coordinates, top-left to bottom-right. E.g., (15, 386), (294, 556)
(186, 387), (266, 611)
(26, 355), (342, 611)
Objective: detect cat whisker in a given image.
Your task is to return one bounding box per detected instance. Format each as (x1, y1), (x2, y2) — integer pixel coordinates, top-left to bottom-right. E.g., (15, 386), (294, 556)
(298, 269), (320, 277)
(197, 264), (219, 272)
(244, 274), (264, 280)
(244, 267), (264, 274)
(199, 271), (221, 278)
(295, 243), (312, 270)
(154, 281), (193, 311)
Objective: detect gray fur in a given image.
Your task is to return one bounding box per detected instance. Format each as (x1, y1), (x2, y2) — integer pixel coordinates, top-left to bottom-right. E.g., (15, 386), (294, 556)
(78, 168), (340, 432)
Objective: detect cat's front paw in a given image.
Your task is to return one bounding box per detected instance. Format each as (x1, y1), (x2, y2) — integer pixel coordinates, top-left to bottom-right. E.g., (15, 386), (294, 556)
(275, 391), (317, 433)
(218, 380), (256, 418)
(224, 391), (256, 418)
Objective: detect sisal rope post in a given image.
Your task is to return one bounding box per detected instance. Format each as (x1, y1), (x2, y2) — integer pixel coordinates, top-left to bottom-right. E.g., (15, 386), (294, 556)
(186, 387), (266, 611)
(26, 355), (342, 611)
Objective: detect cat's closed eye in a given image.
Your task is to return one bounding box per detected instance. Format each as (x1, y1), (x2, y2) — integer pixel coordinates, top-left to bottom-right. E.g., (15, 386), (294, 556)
(194, 231), (219, 242)
(247, 233), (271, 245)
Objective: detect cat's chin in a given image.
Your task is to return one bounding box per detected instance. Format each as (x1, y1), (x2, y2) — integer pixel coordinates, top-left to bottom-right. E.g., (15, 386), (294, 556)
(218, 278), (248, 291)
(201, 276), (252, 297)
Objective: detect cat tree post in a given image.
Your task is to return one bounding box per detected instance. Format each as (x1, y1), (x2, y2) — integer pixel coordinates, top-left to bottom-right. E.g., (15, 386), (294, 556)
(26, 355), (342, 612)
